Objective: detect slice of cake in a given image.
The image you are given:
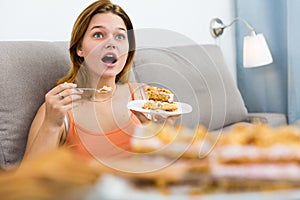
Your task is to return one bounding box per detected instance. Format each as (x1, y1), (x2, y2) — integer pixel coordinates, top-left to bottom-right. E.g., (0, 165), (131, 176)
(142, 86), (178, 112)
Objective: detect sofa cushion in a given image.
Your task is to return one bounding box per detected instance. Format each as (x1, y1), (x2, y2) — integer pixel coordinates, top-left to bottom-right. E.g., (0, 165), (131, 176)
(0, 41), (69, 169)
(132, 44), (248, 130)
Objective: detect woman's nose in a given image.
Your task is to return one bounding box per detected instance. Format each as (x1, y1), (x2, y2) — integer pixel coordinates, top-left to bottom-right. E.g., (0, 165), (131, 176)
(104, 36), (117, 49)
(104, 43), (116, 49)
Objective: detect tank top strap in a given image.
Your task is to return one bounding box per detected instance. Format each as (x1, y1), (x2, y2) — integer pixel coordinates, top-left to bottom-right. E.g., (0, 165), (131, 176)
(128, 82), (135, 100)
(128, 82), (147, 101)
(66, 110), (74, 124)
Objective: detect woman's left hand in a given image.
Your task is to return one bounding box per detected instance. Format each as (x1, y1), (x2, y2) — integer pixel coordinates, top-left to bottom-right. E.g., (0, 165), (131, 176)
(131, 109), (180, 125)
(151, 114), (180, 125)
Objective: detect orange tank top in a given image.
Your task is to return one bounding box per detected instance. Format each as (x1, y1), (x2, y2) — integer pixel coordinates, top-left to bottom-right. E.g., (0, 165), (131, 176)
(63, 83), (142, 160)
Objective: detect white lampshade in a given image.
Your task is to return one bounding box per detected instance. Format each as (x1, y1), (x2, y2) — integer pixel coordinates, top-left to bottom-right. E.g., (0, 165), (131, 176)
(243, 33), (273, 68)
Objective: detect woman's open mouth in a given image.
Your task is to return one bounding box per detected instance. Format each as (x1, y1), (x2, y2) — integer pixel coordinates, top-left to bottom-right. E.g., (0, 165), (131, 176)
(101, 53), (118, 65)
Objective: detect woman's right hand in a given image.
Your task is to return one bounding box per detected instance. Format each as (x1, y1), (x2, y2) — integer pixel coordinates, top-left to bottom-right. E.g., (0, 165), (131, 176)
(44, 82), (83, 127)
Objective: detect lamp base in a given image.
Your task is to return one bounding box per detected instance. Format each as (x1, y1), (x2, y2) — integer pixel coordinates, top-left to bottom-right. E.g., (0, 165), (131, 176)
(210, 18), (225, 38)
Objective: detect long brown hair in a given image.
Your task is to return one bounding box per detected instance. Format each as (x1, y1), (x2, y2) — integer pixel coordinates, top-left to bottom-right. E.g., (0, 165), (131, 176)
(57, 0), (136, 85)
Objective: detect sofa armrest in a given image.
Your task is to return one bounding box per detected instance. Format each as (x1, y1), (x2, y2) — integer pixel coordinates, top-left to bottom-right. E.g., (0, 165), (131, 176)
(246, 113), (287, 127)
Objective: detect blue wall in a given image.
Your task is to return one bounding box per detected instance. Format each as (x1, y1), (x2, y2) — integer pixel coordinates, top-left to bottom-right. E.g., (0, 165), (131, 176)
(235, 0), (288, 115)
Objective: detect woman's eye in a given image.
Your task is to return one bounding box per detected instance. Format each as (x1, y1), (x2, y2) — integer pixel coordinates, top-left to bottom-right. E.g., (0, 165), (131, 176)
(116, 34), (126, 40)
(93, 33), (103, 38)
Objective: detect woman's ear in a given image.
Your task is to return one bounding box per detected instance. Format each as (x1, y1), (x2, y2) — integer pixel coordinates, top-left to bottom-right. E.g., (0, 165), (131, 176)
(77, 44), (84, 57)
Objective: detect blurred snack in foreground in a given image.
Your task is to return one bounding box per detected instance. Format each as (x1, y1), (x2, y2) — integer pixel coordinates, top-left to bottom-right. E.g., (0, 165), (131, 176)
(129, 122), (215, 191)
(0, 148), (102, 200)
(2, 124), (300, 199)
(131, 123), (300, 193)
(132, 122), (214, 159)
(209, 123), (300, 190)
(130, 122), (216, 186)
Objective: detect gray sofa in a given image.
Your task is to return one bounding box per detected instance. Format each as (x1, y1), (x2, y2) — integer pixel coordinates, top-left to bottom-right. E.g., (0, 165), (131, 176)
(0, 41), (287, 169)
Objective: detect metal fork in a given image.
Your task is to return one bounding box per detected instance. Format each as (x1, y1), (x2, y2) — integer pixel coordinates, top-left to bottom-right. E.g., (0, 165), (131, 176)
(76, 87), (112, 94)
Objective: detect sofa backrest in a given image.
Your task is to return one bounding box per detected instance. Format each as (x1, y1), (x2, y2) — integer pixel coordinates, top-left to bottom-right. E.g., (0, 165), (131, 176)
(0, 41), (70, 169)
(0, 41), (248, 169)
(132, 45), (248, 130)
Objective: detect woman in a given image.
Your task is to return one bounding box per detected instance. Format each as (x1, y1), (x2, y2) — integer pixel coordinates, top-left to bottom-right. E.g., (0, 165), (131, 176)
(24, 1), (150, 160)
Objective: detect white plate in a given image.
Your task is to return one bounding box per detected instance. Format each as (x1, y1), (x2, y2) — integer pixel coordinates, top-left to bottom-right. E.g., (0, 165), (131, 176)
(127, 100), (192, 117)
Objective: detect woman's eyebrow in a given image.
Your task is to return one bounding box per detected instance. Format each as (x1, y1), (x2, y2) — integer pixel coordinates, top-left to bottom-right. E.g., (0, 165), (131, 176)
(90, 25), (126, 32)
(118, 27), (126, 32)
(90, 25), (104, 31)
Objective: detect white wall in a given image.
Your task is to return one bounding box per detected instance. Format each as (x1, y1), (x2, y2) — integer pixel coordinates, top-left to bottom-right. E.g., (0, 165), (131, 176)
(0, 0), (236, 80)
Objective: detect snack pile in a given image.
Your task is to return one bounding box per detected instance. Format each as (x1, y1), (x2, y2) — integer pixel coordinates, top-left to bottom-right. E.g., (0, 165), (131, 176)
(130, 122), (213, 192)
(142, 86), (178, 112)
(132, 122), (212, 159)
(209, 123), (300, 190)
(129, 122), (300, 194)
